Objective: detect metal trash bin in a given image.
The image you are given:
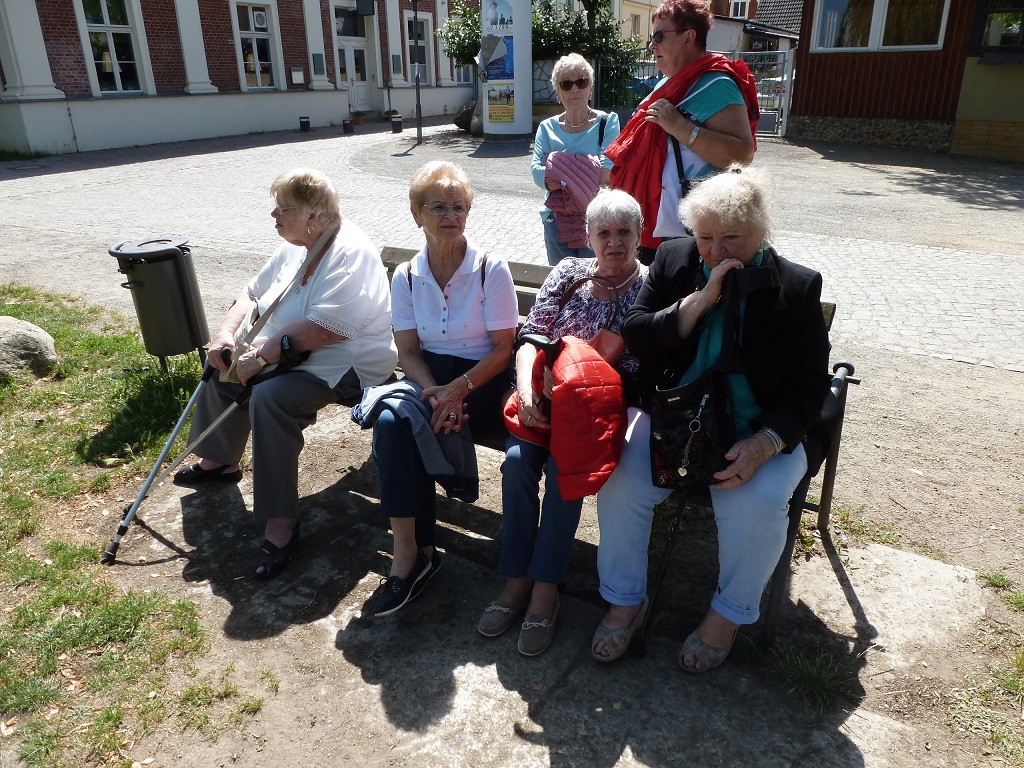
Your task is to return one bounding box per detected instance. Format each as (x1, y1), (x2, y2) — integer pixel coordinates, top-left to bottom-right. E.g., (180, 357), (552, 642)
(109, 235), (210, 363)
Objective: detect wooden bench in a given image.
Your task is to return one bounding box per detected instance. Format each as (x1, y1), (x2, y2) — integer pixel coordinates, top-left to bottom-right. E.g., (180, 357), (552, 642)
(378, 246), (860, 647)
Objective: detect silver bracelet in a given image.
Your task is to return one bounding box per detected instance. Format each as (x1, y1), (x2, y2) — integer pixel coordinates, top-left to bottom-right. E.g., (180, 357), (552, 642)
(462, 373), (474, 391)
(759, 428), (784, 456)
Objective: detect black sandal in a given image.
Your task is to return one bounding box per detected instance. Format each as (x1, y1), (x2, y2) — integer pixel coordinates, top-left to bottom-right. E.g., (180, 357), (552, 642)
(254, 522), (301, 580)
(173, 462), (243, 485)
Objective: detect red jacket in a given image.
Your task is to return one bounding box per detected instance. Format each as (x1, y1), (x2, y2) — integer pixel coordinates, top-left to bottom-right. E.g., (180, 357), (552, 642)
(505, 336), (626, 499)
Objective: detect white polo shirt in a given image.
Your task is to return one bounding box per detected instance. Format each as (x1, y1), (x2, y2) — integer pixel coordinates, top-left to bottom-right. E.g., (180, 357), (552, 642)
(390, 240), (519, 360)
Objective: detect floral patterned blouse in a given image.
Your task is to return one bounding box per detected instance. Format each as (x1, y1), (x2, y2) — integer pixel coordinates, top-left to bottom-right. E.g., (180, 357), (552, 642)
(520, 257), (648, 377)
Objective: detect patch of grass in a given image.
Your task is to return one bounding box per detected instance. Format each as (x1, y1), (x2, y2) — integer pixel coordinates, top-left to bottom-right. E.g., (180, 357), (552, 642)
(177, 668), (245, 736)
(830, 504), (900, 547)
(765, 647), (859, 714)
(1, 284), (202, 547)
(949, 680), (1024, 765)
(259, 666), (281, 694)
(980, 571), (1016, 590)
(230, 696), (264, 724)
(1004, 592), (1024, 613)
(0, 287), (269, 765)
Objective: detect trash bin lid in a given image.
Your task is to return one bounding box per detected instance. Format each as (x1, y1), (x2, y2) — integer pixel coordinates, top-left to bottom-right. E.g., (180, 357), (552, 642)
(109, 235), (189, 261)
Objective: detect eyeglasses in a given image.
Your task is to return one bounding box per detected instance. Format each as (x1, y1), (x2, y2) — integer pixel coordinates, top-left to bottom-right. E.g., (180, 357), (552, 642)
(424, 203), (470, 218)
(648, 28), (691, 45)
(558, 77), (590, 91)
(273, 205), (296, 214)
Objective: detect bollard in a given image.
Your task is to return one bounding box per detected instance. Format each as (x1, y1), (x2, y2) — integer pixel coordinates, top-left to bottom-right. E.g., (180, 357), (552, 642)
(299, 116), (310, 132)
(391, 114), (403, 133)
(342, 119), (354, 134)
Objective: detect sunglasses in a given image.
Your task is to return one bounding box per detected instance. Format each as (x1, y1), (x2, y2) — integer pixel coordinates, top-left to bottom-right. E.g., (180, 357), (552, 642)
(558, 77), (590, 91)
(648, 28), (691, 45)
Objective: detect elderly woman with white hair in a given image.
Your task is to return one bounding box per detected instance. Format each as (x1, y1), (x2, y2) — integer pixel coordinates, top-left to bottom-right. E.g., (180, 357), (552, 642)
(478, 189), (647, 657)
(531, 52), (621, 265)
(174, 167), (398, 580)
(590, 165), (830, 670)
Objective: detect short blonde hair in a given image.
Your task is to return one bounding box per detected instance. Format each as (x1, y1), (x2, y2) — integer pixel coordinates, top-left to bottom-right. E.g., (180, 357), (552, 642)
(408, 160), (475, 209)
(270, 168), (341, 228)
(550, 53), (594, 92)
(680, 163), (773, 244)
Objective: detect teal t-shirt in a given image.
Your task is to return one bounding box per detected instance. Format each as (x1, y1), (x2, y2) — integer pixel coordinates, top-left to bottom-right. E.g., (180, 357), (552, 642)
(678, 248), (764, 440)
(653, 72), (744, 238)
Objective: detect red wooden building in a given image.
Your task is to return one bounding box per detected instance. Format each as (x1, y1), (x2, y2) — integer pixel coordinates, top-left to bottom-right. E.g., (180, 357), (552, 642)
(789, 0), (1024, 161)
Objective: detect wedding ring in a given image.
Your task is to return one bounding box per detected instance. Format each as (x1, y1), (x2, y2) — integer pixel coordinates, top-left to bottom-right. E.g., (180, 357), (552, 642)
(447, 412), (457, 421)
(526, 414), (532, 425)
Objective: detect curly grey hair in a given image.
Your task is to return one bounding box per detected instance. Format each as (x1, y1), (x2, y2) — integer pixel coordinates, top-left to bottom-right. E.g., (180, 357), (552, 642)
(550, 53), (594, 92)
(586, 189), (643, 237)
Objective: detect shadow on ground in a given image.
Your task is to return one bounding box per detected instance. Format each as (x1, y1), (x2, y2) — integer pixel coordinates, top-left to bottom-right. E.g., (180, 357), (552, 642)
(136, 454), (878, 766)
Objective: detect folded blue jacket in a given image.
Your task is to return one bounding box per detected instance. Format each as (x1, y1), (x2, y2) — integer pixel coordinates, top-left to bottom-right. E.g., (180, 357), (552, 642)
(351, 379), (479, 503)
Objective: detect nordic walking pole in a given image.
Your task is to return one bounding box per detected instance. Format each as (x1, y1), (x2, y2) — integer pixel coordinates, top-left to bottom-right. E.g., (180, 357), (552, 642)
(100, 359), (222, 565)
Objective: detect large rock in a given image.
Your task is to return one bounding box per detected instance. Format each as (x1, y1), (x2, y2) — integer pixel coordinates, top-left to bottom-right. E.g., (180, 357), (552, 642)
(0, 316), (59, 382)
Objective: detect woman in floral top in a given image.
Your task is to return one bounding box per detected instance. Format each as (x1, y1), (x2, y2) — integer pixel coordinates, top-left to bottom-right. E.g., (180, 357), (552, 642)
(478, 189), (648, 656)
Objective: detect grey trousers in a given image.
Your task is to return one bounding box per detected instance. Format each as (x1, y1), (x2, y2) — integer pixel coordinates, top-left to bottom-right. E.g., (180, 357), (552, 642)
(187, 368), (362, 521)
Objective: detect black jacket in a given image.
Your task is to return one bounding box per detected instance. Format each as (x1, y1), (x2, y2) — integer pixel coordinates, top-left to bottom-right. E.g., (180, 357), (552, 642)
(622, 237), (831, 451)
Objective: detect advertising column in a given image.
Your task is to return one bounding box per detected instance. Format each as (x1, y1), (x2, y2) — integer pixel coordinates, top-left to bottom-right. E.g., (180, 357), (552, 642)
(479, 0), (531, 139)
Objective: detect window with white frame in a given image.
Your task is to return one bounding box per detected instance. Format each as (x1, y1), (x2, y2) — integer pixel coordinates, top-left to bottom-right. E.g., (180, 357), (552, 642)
(813, 0), (951, 50)
(731, 0), (748, 18)
(631, 14), (641, 36)
(455, 63), (473, 84)
(237, 3), (276, 88)
(406, 16), (431, 85)
(82, 0), (141, 92)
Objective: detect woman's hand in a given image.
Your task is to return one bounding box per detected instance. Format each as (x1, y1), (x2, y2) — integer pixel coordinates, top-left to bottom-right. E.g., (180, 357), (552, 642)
(713, 431), (778, 489)
(644, 98), (686, 134)
(208, 330), (236, 372)
(702, 258), (744, 305)
(422, 379), (470, 435)
(518, 384), (551, 431)
(235, 348), (265, 386)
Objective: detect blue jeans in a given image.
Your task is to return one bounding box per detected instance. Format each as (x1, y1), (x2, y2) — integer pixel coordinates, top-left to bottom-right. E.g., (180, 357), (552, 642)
(596, 408), (808, 625)
(542, 210), (595, 266)
(498, 435), (584, 584)
(372, 352), (513, 549)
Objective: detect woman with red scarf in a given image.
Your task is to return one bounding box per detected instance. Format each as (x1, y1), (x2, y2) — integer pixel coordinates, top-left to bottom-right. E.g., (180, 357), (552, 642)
(605, 0), (759, 265)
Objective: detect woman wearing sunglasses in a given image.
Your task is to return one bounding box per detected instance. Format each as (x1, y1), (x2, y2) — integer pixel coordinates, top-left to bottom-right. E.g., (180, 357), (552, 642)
(604, 0), (760, 265)
(364, 161), (519, 617)
(531, 53), (620, 265)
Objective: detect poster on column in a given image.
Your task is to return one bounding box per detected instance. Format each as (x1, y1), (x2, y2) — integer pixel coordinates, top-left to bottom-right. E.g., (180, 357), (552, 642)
(486, 81), (515, 123)
(484, 35), (515, 123)
(483, 0), (516, 34)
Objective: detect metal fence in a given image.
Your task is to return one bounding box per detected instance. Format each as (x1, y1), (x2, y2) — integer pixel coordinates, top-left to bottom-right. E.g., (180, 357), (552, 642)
(595, 48), (795, 136)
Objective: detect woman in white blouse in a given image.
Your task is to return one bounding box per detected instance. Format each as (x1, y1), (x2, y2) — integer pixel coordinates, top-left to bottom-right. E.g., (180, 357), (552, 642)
(369, 161), (519, 617)
(174, 167), (398, 580)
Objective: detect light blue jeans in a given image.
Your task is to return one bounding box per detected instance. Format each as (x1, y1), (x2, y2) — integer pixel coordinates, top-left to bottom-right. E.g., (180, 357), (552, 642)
(596, 408), (808, 625)
(541, 210), (595, 266)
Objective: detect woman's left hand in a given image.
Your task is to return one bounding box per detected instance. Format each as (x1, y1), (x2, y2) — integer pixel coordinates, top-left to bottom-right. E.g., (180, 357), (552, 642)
(422, 380), (469, 435)
(236, 349), (265, 387)
(713, 432), (778, 489)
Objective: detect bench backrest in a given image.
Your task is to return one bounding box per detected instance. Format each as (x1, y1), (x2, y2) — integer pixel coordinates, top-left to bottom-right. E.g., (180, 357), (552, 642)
(379, 247), (837, 332)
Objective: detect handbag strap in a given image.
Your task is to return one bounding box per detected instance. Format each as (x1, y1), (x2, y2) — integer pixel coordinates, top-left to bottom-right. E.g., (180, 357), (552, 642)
(236, 225), (337, 352)
(556, 272), (621, 333)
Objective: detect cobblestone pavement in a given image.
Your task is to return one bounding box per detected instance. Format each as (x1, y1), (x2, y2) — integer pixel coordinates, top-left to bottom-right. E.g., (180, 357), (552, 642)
(2, 119), (1022, 371)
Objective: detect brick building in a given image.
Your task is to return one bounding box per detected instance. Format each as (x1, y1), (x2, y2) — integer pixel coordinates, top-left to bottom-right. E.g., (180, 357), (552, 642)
(0, 0), (476, 153)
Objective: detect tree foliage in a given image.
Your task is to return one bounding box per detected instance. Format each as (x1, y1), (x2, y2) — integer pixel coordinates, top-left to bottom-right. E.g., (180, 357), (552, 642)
(436, 0), (637, 65)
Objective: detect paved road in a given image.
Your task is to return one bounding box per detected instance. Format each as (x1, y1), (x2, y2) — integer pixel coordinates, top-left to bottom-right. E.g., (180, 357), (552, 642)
(3, 119), (1022, 371)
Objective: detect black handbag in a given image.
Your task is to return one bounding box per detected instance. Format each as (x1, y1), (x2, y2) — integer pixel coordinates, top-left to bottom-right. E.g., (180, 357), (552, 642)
(648, 264), (780, 489)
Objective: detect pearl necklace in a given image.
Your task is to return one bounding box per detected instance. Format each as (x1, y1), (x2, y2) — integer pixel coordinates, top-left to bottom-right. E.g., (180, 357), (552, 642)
(562, 109), (593, 129)
(592, 261), (640, 291)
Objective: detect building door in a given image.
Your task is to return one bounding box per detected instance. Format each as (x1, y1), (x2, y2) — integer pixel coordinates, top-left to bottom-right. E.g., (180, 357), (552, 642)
(338, 43), (371, 112)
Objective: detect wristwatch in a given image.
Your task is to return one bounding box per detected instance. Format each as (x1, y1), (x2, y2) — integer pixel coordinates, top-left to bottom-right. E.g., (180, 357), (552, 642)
(685, 124), (700, 149)
(254, 350), (269, 368)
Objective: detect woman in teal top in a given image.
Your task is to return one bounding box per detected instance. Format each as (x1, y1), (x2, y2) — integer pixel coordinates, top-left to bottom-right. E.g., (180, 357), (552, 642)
(531, 53), (620, 265)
